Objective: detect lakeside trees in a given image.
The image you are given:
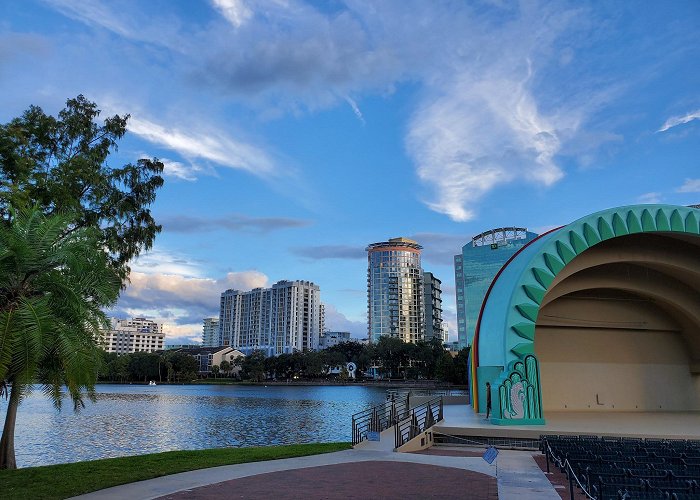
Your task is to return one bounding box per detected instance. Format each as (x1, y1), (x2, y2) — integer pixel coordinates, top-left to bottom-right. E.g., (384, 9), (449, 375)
(98, 351), (198, 383)
(94, 338), (469, 386)
(0, 96), (164, 469)
(241, 338), (469, 384)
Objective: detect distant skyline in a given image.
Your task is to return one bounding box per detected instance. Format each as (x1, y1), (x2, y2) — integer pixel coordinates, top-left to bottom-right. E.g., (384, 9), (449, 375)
(2, 1), (699, 344)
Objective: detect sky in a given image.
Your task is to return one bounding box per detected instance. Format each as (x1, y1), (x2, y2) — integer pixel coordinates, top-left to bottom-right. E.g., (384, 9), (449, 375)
(1, 0), (699, 344)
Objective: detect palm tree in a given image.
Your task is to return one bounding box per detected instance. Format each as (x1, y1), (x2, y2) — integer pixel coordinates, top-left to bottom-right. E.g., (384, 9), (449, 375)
(0, 207), (120, 469)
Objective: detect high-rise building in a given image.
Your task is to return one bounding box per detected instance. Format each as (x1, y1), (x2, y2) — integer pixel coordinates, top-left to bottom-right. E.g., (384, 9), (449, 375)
(454, 227), (538, 349)
(202, 317), (219, 347)
(219, 280), (323, 356)
(102, 317), (165, 354)
(423, 271), (444, 342)
(366, 237), (424, 343)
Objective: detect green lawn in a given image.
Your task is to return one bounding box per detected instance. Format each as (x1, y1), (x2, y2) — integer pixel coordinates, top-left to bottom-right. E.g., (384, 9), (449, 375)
(0, 442), (351, 499)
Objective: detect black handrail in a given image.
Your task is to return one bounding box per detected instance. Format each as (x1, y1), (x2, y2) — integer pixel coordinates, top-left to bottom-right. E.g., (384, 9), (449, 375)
(394, 396), (443, 449)
(351, 394), (410, 445)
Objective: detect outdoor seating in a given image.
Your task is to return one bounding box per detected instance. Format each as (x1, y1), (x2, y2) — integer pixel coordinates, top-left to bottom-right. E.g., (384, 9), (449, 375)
(541, 435), (700, 500)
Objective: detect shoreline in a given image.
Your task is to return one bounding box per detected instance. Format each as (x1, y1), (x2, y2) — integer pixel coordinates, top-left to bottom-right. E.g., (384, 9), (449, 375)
(96, 379), (468, 390)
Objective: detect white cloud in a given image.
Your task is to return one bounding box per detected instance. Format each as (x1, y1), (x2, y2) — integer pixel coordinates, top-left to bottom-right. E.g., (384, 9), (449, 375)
(637, 192), (662, 204)
(127, 115), (277, 178)
(211, 0), (253, 28)
(344, 96), (365, 125)
(130, 249), (205, 278)
(408, 69), (565, 221)
(125, 270), (269, 307)
(161, 159), (200, 181)
(323, 303), (366, 338)
(44, 0), (184, 51)
(677, 178), (700, 193)
(658, 109), (700, 133)
(114, 267), (269, 338)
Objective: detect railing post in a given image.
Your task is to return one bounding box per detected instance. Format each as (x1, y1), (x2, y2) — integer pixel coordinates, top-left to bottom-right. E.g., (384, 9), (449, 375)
(545, 445), (550, 474)
(568, 463), (574, 500)
(352, 416), (356, 445)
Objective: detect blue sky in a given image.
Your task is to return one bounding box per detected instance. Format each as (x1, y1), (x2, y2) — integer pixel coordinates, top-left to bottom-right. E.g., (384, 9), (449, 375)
(1, 0), (699, 344)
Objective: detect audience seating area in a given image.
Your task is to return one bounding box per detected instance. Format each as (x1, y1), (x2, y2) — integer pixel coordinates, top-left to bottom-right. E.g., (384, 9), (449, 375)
(540, 435), (700, 500)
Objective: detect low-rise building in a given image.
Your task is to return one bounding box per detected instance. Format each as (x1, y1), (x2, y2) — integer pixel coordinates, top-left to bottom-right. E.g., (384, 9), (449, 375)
(319, 331), (351, 349)
(174, 346), (244, 376)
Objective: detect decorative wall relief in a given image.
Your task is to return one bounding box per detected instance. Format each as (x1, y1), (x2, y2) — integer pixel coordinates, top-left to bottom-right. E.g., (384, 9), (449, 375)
(494, 354), (544, 425)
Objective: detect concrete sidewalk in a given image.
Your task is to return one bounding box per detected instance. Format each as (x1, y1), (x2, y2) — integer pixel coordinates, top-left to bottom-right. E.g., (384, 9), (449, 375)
(71, 445), (558, 500)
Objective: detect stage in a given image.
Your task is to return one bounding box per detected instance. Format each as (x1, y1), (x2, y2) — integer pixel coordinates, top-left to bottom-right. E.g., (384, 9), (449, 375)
(434, 404), (700, 442)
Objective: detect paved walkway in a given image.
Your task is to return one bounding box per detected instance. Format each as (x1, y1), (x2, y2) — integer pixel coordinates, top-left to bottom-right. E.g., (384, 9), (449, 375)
(71, 444), (559, 500)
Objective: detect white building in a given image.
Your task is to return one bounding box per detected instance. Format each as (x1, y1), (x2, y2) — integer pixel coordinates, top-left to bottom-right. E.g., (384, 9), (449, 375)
(202, 317), (219, 347)
(176, 346), (244, 375)
(102, 317), (165, 354)
(219, 280), (324, 356)
(319, 331), (352, 350)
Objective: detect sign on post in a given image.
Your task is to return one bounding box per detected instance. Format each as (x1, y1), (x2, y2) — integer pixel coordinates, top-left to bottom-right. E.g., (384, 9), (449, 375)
(482, 446), (498, 464)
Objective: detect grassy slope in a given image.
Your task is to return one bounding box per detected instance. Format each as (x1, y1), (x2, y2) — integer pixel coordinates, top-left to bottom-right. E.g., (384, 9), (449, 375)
(0, 442), (351, 500)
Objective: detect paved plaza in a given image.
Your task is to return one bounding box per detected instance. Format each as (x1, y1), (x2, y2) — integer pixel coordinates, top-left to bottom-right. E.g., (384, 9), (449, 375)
(72, 444), (560, 500)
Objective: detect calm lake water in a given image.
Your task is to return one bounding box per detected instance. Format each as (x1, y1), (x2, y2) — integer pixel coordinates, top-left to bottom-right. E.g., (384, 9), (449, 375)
(1, 384), (388, 467)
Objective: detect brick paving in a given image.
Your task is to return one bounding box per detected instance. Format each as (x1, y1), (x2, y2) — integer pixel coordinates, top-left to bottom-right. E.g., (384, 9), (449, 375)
(412, 448), (487, 458)
(533, 454), (587, 500)
(159, 461), (498, 500)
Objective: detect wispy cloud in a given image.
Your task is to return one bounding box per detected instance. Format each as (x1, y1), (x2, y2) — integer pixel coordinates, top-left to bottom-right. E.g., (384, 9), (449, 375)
(44, 0), (184, 50)
(637, 192), (662, 204)
(161, 159), (201, 181)
(161, 214), (311, 234)
(127, 115), (277, 177)
(344, 96), (365, 125)
(658, 109), (700, 133)
(211, 0), (253, 28)
(290, 245), (366, 260)
(677, 178), (700, 193)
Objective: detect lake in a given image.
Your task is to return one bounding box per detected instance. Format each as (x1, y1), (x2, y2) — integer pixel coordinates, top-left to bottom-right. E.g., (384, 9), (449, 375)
(1, 384), (388, 467)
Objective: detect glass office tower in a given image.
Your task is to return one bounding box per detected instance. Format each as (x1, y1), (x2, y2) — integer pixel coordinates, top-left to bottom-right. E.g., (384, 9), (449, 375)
(367, 237), (424, 343)
(454, 227), (538, 349)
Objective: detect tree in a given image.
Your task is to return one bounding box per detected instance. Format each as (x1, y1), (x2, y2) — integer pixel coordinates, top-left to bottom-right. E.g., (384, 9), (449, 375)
(165, 352), (199, 382)
(0, 95), (164, 280)
(0, 96), (164, 469)
(211, 365), (220, 378)
(0, 207), (121, 469)
(241, 350), (266, 382)
(219, 360), (231, 377)
(128, 352), (159, 382)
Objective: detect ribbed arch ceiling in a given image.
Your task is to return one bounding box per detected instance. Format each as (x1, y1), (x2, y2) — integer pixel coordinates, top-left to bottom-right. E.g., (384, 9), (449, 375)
(540, 260), (700, 360)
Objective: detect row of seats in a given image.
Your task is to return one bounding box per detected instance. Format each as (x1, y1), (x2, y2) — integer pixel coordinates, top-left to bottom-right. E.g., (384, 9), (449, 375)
(540, 435), (700, 500)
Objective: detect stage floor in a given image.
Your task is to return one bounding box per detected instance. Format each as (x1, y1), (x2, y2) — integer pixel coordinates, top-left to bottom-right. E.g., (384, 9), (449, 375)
(434, 404), (700, 440)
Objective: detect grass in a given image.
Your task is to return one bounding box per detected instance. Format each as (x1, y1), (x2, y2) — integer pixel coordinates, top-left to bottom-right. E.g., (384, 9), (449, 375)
(0, 442), (351, 499)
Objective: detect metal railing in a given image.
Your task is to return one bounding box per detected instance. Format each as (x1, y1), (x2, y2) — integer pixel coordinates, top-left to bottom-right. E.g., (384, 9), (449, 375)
(394, 396), (443, 449)
(351, 394), (410, 445)
(385, 388), (468, 399)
